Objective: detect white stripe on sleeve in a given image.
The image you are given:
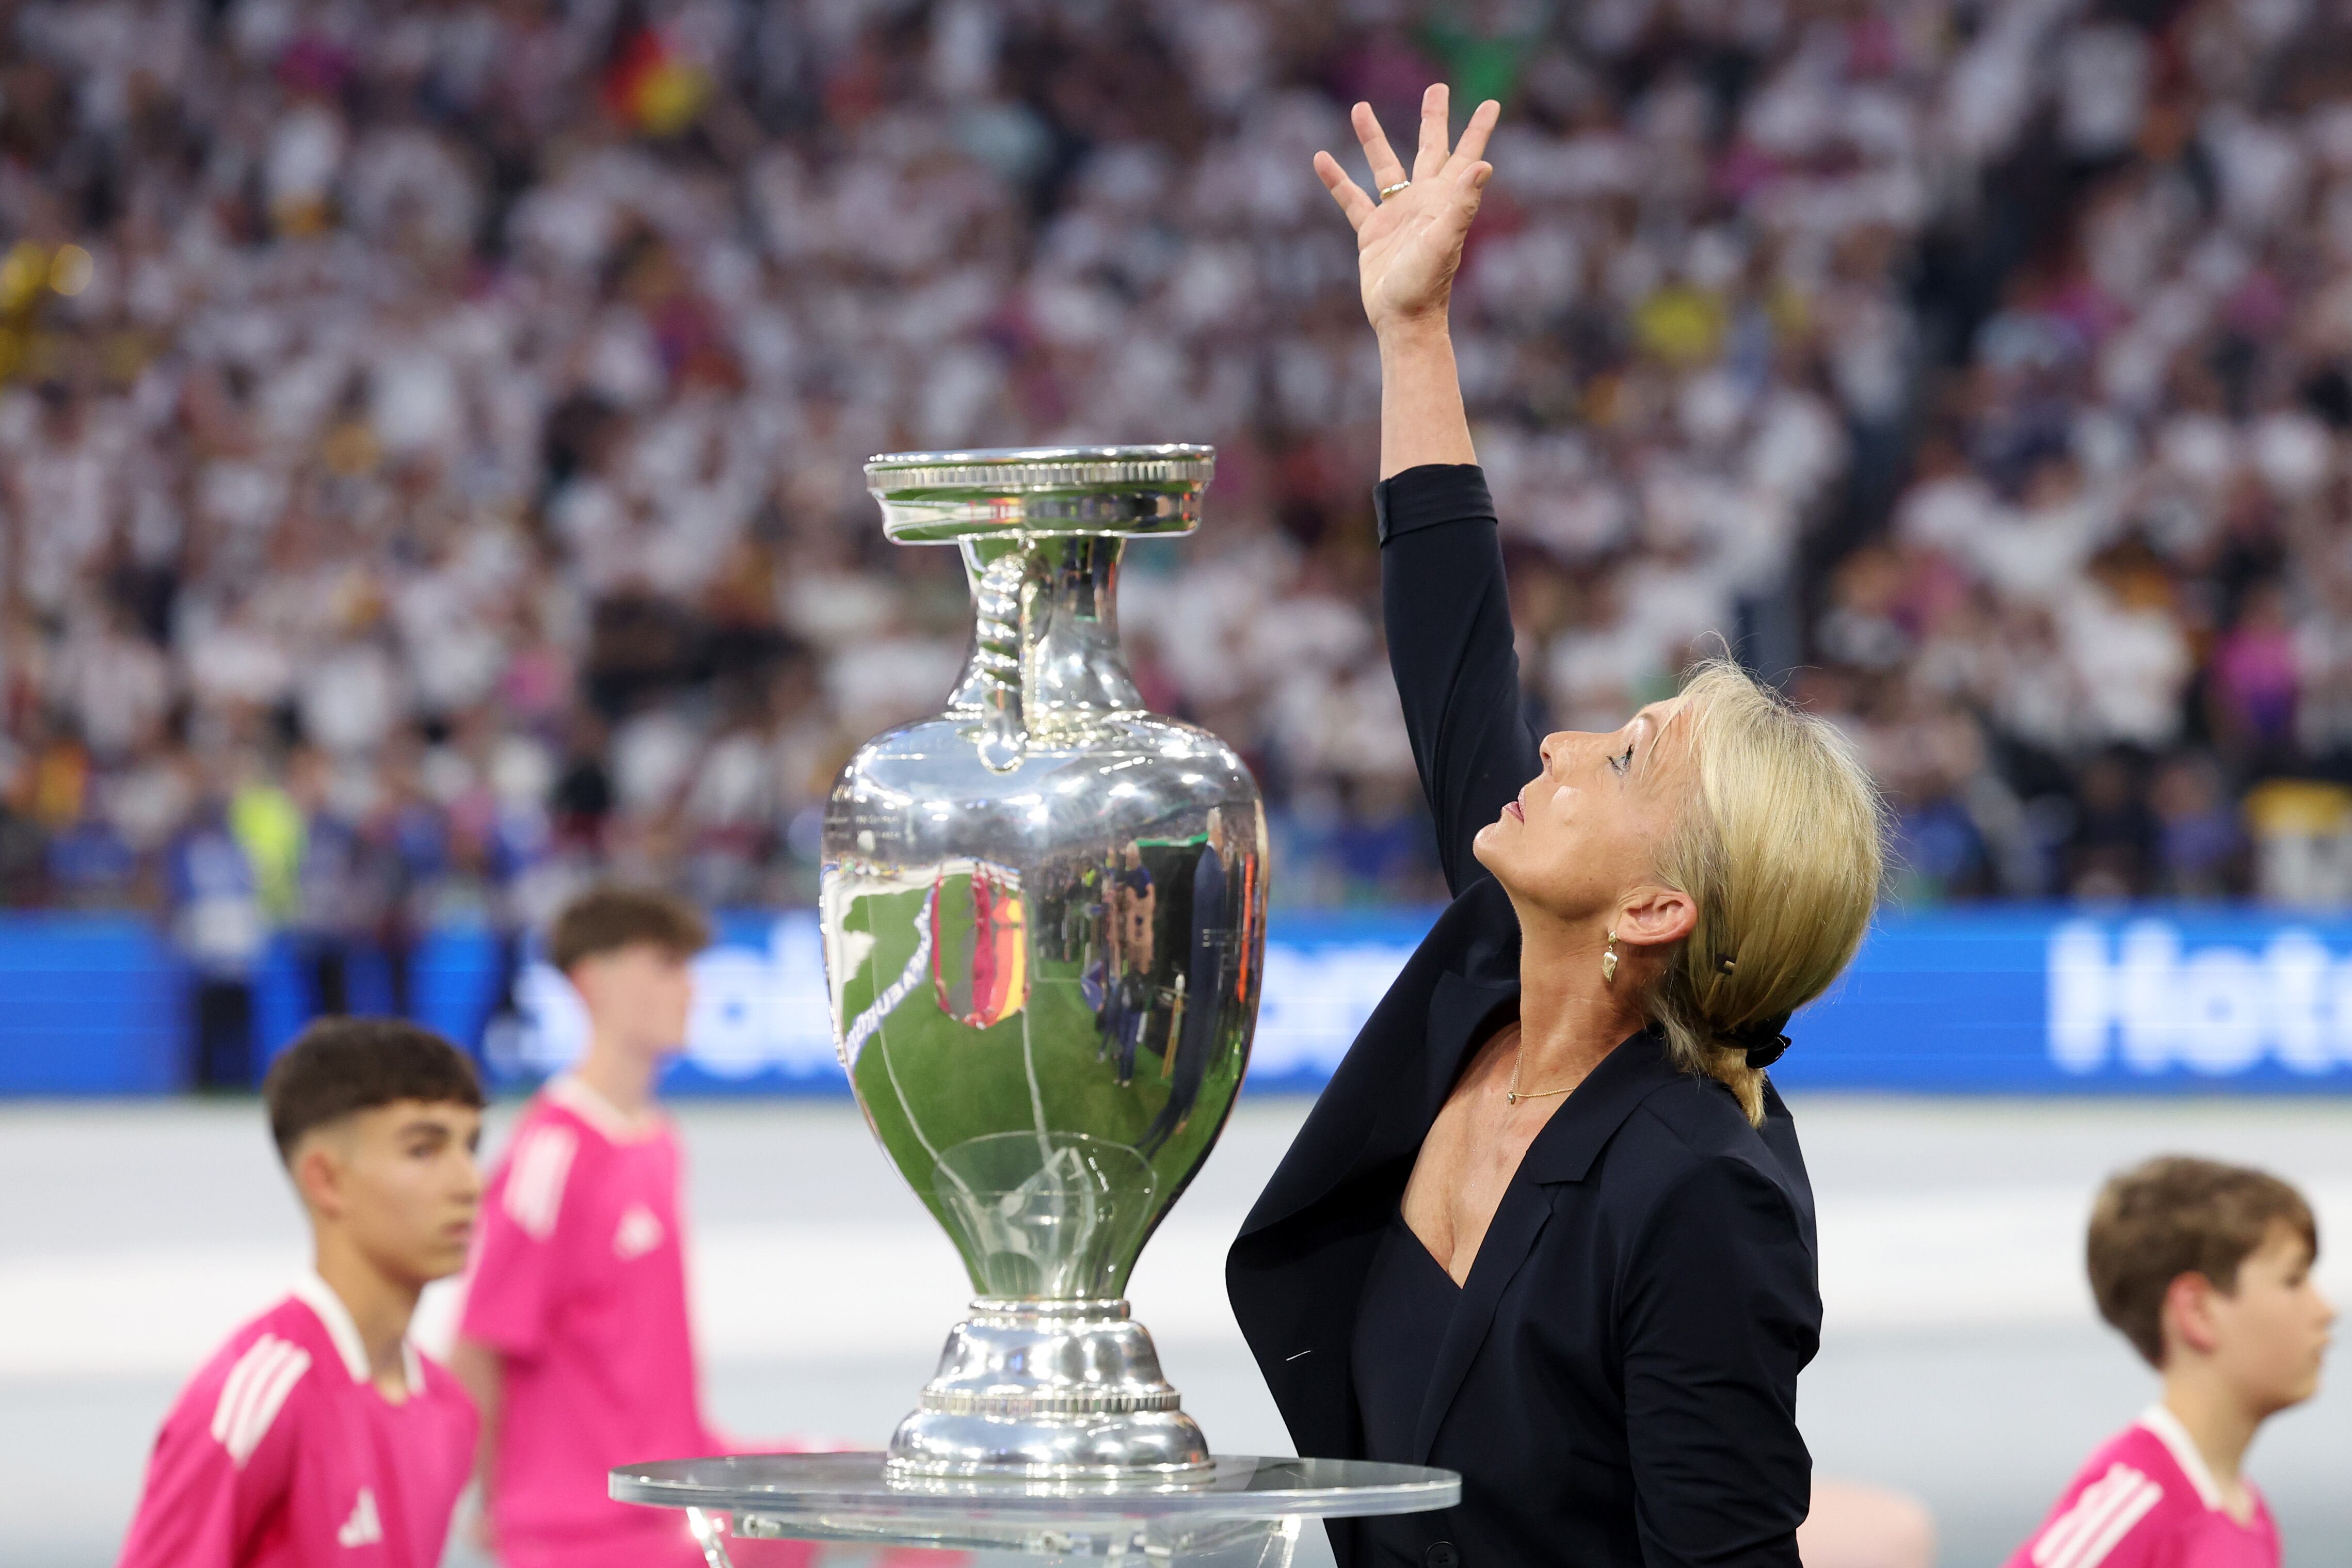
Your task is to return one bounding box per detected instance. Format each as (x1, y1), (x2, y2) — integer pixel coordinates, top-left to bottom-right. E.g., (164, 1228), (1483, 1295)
(501, 1138), (536, 1235)
(2062, 1476), (2163, 1568)
(217, 1339), (291, 1458)
(520, 1130), (557, 1235)
(535, 1126), (579, 1236)
(2033, 1465), (2161, 1568)
(227, 1344), (311, 1466)
(209, 1337), (274, 1448)
(207, 1336), (312, 1467)
(2033, 1465), (2127, 1567)
(503, 1125), (577, 1241)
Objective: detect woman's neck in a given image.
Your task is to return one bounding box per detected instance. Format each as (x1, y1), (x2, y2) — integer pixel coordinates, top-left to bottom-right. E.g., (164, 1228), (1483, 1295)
(1511, 906), (1650, 1098)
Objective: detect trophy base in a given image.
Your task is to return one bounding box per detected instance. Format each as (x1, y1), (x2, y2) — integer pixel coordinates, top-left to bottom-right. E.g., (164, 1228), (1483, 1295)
(612, 1452), (1463, 1565)
(887, 1298), (1214, 1480)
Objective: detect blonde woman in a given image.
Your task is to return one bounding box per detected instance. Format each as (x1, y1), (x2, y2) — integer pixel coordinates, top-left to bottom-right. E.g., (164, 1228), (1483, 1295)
(1226, 88), (1886, 1568)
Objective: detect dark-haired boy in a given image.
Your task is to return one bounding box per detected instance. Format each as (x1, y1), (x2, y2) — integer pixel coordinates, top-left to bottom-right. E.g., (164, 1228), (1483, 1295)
(453, 885), (722, 1568)
(2004, 1156), (2335, 1568)
(117, 1019), (485, 1568)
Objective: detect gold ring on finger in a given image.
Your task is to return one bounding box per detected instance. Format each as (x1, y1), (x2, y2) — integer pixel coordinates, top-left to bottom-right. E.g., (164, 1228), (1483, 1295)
(1379, 180), (1412, 200)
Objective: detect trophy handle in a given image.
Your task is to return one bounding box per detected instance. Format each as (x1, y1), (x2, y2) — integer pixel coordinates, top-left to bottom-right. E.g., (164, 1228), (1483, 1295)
(968, 545), (1036, 772)
(964, 545), (1058, 780)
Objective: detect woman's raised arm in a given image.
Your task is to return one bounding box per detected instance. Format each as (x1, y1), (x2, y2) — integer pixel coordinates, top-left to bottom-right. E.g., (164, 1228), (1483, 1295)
(1315, 86), (1497, 478)
(1319, 89), (1538, 894)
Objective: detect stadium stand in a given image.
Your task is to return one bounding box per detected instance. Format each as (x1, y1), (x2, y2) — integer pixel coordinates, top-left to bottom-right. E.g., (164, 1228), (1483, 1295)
(0, 0), (2347, 952)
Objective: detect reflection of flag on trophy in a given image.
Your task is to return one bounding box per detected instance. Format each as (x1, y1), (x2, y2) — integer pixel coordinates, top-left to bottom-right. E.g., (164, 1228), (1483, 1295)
(930, 862), (1029, 1030)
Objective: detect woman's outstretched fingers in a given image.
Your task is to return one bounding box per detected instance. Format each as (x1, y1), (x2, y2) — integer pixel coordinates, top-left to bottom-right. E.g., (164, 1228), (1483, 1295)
(1351, 102), (1408, 191)
(1432, 100), (1499, 190)
(1454, 99), (1501, 171)
(1314, 150), (1375, 228)
(1414, 83), (1451, 181)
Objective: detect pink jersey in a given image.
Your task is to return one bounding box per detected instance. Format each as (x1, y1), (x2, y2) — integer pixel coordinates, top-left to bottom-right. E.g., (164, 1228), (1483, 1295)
(461, 1076), (718, 1568)
(2004, 1406), (2280, 1568)
(117, 1274), (476, 1568)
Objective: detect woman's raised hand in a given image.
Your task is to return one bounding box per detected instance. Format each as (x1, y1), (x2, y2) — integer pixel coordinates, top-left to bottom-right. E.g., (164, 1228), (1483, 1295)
(1315, 85), (1500, 341)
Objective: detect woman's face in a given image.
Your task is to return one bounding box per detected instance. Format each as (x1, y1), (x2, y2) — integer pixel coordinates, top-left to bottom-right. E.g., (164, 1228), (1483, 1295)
(1474, 698), (1696, 926)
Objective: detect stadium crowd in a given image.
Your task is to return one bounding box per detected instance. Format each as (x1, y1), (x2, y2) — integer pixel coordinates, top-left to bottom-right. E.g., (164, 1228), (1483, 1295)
(2, 0), (2351, 983)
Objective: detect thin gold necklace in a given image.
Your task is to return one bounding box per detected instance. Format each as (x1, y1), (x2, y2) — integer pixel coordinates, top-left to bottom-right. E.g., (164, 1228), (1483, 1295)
(1503, 1028), (1574, 1106)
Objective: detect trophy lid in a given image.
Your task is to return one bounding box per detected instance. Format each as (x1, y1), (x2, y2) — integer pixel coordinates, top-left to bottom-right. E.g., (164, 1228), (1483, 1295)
(865, 444), (1215, 542)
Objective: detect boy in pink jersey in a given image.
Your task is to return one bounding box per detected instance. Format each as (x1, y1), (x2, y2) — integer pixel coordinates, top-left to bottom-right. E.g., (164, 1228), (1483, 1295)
(118, 1018), (486, 1568)
(455, 885), (736, 1568)
(2005, 1156), (2334, 1568)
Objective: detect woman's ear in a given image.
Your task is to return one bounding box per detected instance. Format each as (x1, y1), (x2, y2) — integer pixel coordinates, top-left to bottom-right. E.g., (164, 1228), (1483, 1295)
(1613, 886), (1697, 949)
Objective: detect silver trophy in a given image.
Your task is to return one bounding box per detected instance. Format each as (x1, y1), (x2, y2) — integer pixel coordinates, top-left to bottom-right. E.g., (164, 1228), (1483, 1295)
(821, 445), (1266, 1482)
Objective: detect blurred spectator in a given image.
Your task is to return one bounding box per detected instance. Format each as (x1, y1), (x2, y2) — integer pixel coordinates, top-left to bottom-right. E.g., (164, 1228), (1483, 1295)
(2068, 751), (2159, 902)
(2243, 778), (2352, 907)
(287, 745), (367, 1018)
(2210, 579), (2299, 766)
(166, 782), (264, 1090)
(2149, 752), (2249, 899)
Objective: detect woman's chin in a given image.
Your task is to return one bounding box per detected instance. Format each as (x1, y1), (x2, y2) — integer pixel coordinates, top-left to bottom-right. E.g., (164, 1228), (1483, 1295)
(1469, 828), (1517, 884)
(1476, 846), (1593, 921)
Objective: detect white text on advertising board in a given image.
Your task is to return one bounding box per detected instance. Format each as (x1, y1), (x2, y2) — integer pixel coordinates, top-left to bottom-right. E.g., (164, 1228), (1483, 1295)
(2049, 920), (2352, 1076)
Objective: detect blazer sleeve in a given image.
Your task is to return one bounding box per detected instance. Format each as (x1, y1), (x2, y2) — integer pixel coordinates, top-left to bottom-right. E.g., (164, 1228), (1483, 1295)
(1377, 464), (1543, 896)
(1619, 1152), (1822, 1567)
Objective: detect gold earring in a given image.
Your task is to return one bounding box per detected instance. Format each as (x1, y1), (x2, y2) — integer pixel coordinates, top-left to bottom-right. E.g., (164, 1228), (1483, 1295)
(1601, 928), (1619, 984)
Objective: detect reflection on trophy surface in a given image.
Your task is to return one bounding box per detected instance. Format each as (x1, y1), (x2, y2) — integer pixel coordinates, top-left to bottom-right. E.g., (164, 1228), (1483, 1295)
(820, 445), (1268, 1481)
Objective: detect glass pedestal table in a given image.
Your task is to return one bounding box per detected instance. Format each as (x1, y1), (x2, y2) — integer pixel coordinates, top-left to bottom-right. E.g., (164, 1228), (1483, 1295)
(611, 1452), (1461, 1566)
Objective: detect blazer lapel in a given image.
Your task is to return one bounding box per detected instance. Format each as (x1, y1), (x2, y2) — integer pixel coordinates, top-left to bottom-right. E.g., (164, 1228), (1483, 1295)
(1409, 1031), (1679, 1463)
(1357, 968), (1518, 1194)
(1419, 970), (1519, 1124)
(1239, 968), (1521, 1240)
(1387, 972), (1525, 1467)
(1411, 1178), (1551, 1464)
(1239, 884), (1522, 1239)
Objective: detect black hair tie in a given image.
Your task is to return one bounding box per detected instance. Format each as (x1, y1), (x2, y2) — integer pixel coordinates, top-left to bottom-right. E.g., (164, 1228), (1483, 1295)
(1729, 1010), (1794, 1070)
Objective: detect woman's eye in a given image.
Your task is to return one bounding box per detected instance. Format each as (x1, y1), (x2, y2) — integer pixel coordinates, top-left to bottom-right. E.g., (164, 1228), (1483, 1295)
(1610, 744), (1634, 775)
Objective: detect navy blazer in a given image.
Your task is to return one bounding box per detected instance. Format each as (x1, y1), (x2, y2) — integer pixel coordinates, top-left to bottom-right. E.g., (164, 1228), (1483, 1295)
(1226, 466), (1822, 1568)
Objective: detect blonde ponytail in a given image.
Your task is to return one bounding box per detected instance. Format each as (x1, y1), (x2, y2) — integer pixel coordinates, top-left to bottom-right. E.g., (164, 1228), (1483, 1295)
(1645, 661), (1885, 1124)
